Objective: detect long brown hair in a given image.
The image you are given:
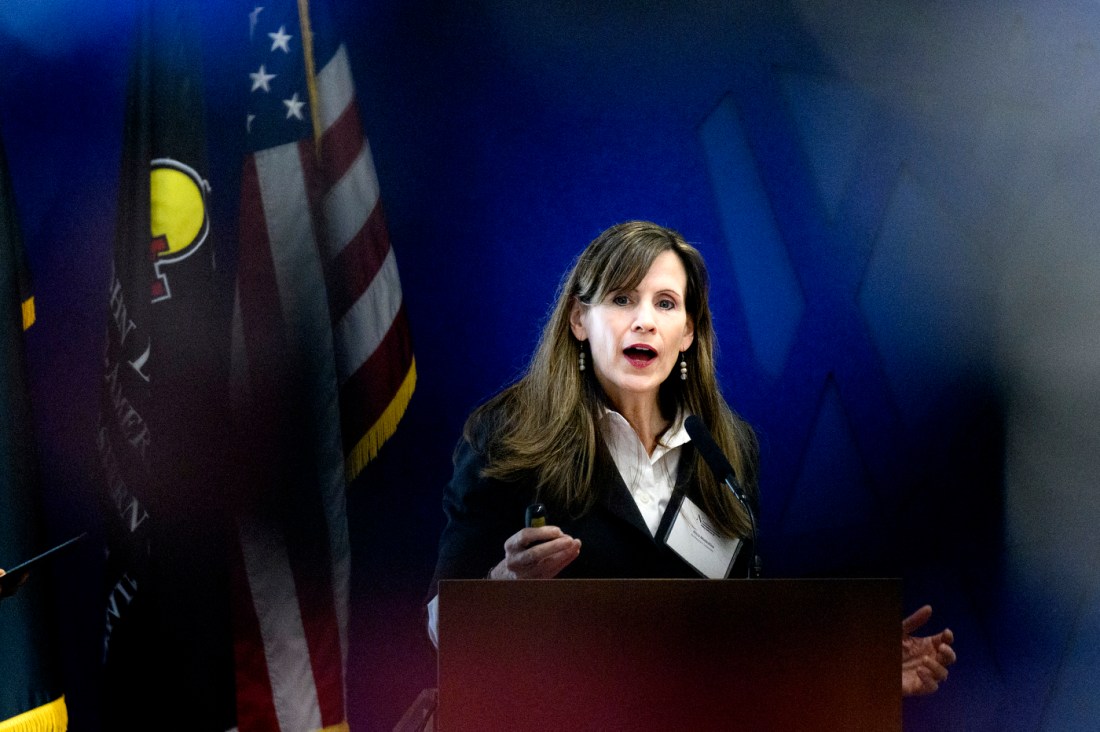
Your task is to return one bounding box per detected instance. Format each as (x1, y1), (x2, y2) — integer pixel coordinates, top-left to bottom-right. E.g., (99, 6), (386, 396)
(466, 221), (758, 538)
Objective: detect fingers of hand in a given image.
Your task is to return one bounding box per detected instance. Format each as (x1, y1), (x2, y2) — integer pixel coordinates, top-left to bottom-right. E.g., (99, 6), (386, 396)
(902, 669), (931, 696)
(903, 627), (955, 667)
(904, 653), (949, 680)
(507, 536), (581, 579)
(504, 526), (562, 554)
(913, 667), (940, 695)
(938, 640), (957, 666)
(527, 537), (582, 577)
(901, 605), (933, 635)
(902, 658), (947, 697)
(914, 630), (956, 666)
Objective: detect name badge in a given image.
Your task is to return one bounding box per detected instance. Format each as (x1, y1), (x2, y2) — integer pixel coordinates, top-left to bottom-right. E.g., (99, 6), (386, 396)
(665, 496), (742, 579)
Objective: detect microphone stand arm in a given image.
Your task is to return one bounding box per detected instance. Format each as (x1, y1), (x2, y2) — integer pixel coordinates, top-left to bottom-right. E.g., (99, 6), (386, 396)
(723, 477), (762, 579)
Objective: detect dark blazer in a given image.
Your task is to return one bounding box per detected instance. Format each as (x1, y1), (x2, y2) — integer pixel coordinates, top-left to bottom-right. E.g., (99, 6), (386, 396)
(430, 418), (753, 594)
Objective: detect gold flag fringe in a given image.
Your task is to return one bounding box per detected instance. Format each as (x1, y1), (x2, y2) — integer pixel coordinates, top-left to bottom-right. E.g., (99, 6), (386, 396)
(0, 695), (68, 732)
(345, 359), (417, 483)
(21, 296), (35, 331)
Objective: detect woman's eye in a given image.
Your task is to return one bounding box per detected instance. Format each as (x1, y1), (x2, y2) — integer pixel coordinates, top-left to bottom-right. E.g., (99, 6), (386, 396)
(657, 298), (676, 310)
(611, 294), (630, 306)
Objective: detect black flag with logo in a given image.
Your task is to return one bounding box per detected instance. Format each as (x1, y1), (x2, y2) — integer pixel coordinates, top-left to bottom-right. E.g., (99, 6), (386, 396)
(1, 130), (69, 732)
(97, 1), (234, 728)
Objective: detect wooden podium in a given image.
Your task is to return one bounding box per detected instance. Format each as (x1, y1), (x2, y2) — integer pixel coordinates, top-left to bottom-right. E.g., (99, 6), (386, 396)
(435, 578), (900, 731)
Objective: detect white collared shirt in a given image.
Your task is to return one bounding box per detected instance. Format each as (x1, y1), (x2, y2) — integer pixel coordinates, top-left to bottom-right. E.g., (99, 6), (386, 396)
(597, 408), (691, 536)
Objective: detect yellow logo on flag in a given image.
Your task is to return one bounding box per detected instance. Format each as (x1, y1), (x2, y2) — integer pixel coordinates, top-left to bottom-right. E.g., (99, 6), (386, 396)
(149, 158), (210, 302)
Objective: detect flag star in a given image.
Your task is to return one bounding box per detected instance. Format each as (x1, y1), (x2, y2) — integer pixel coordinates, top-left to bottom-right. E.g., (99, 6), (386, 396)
(249, 6), (264, 39)
(283, 92), (306, 120)
(247, 113), (256, 133)
(269, 25), (292, 53)
(250, 64), (276, 92)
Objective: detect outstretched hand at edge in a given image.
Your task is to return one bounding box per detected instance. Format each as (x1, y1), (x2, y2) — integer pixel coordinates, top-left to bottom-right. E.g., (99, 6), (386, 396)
(902, 605), (956, 696)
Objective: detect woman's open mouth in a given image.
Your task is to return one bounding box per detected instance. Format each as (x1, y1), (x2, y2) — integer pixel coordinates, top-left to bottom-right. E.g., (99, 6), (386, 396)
(623, 344), (657, 367)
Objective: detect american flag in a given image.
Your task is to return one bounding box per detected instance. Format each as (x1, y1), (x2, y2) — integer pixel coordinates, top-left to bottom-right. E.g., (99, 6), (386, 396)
(231, 2), (415, 730)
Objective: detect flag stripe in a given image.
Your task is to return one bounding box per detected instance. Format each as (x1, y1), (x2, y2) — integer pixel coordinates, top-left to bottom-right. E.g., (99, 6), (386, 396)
(315, 40), (415, 479)
(345, 358), (416, 482)
(325, 203), (391, 337)
(317, 46), (354, 132)
(230, 538), (281, 732)
(235, 156), (288, 406)
(233, 8), (413, 727)
(322, 143), (380, 264)
(275, 145), (352, 710)
(234, 151), (319, 732)
(319, 97), (369, 197)
(332, 247), (403, 384)
(255, 145), (325, 344)
(239, 518), (322, 732)
(339, 304), (414, 452)
(282, 505), (344, 727)
(235, 139), (351, 730)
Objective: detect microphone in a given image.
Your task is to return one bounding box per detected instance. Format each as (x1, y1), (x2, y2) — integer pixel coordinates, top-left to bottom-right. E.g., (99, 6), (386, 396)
(684, 416), (761, 578)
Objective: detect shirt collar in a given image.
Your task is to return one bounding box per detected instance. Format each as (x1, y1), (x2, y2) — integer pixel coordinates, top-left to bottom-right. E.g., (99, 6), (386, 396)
(597, 406), (693, 452)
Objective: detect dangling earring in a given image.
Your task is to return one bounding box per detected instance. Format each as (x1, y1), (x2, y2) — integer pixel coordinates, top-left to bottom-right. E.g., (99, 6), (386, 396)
(579, 345), (587, 372)
(679, 352), (687, 381)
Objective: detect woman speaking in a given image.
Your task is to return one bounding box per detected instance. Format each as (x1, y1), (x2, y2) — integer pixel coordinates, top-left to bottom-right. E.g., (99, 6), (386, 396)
(428, 220), (954, 696)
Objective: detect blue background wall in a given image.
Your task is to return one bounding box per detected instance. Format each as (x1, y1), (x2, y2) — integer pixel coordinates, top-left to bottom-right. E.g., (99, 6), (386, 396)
(3, 1), (1098, 729)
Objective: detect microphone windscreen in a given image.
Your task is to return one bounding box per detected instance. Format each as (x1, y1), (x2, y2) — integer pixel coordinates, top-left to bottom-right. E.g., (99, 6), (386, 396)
(684, 415), (736, 481)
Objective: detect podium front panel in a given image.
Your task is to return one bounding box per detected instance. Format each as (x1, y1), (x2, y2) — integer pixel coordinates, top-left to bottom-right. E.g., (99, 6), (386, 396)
(438, 578), (900, 731)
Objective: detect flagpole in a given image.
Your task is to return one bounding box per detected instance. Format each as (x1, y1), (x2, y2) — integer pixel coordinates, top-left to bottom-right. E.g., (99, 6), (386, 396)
(297, 0), (324, 154)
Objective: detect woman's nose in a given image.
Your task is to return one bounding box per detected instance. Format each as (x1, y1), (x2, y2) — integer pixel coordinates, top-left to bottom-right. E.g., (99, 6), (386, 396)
(631, 303), (656, 331)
